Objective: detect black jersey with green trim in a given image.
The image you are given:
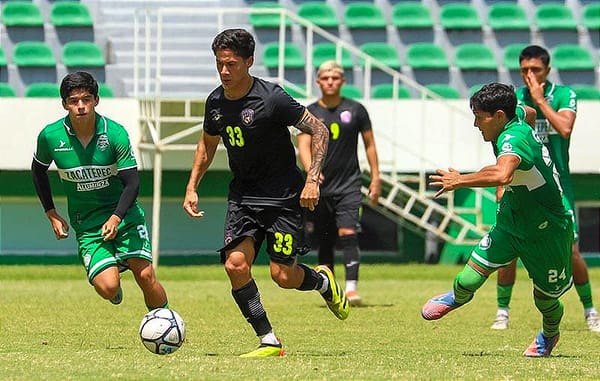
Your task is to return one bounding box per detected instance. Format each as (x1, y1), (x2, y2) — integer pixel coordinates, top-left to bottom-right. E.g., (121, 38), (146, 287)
(203, 77), (306, 206)
(306, 98), (371, 196)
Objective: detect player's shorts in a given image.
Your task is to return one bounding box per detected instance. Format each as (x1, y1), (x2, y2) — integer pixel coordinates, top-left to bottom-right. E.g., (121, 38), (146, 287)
(77, 218), (153, 283)
(219, 201), (309, 266)
(470, 219), (573, 299)
(317, 191), (362, 230)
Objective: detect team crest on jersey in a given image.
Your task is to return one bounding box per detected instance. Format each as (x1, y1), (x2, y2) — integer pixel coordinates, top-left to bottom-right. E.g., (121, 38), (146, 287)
(340, 110), (352, 124)
(210, 108), (223, 122)
(479, 234), (492, 250)
(501, 142), (513, 153)
(241, 108), (254, 126)
(97, 134), (109, 151)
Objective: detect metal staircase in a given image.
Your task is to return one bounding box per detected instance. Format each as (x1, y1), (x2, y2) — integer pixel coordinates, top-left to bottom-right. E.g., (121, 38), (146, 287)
(361, 172), (491, 246)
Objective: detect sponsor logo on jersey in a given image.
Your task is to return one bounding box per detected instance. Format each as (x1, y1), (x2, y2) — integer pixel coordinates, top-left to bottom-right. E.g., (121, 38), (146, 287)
(538, 221), (548, 230)
(241, 108), (254, 126)
(97, 134), (110, 151)
(54, 139), (73, 152)
(340, 110), (352, 124)
(77, 179), (110, 191)
(210, 108), (223, 122)
(501, 142), (513, 153)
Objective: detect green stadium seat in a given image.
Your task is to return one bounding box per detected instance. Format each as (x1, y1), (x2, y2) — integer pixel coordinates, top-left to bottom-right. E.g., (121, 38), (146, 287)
(341, 84), (363, 100)
(425, 84), (460, 99)
(572, 85), (600, 101)
(371, 83), (411, 99)
(468, 84), (484, 97)
(0, 83), (17, 97)
(98, 83), (114, 98)
(487, 3), (529, 30)
(312, 42), (353, 69)
(583, 4), (600, 30)
(297, 2), (339, 29)
(343, 2), (386, 29)
(440, 3), (481, 30)
(406, 43), (449, 69)
(0, 47), (7, 67)
(1, 1), (43, 27)
(283, 84), (308, 99)
(50, 1), (94, 27)
(61, 41), (105, 67)
(248, 2), (291, 28)
(359, 43), (401, 69)
(391, 3), (433, 29)
(502, 43), (528, 71)
(13, 41), (56, 67)
(25, 83), (61, 98)
(262, 42), (304, 69)
(552, 44), (595, 71)
(535, 4), (577, 30)
(454, 43), (497, 70)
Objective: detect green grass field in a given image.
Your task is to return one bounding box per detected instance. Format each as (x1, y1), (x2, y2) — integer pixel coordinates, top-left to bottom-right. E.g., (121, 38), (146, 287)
(2, 263), (600, 380)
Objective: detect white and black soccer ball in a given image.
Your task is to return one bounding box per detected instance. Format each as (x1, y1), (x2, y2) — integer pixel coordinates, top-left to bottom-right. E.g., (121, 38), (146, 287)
(139, 308), (185, 355)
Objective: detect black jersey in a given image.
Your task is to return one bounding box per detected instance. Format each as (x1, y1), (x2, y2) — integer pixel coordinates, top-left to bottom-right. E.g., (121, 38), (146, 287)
(203, 77), (306, 206)
(307, 98), (372, 196)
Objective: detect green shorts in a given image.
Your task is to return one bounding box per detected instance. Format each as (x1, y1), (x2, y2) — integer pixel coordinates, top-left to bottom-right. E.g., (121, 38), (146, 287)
(470, 220), (573, 298)
(77, 218), (153, 283)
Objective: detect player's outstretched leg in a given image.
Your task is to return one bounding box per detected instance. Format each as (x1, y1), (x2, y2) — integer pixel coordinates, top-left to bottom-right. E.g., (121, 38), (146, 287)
(316, 265), (349, 320)
(422, 264), (481, 320)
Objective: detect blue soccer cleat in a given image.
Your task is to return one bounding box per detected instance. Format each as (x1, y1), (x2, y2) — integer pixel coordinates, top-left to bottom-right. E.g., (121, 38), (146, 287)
(421, 291), (466, 320)
(523, 331), (559, 357)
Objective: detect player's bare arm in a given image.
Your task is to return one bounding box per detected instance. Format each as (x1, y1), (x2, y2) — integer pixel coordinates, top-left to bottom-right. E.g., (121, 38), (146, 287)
(524, 72), (575, 138)
(361, 129), (381, 205)
(183, 132), (220, 218)
(295, 110), (329, 210)
(429, 155), (520, 198)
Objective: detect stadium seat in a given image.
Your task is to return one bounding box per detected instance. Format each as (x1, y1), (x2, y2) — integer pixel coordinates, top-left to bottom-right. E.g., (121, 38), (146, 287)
(552, 44), (595, 71)
(0, 47), (7, 67)
(535, 4), (577, 30)
(424, 84), (460, 99)
(0, 83), (17, 97)
(502, 43), (528, 71)
(583, 4), (600, 30)
(468, 84), (484, 97)
(371, 83), (411, 99)
(312, 42), (353, 69)
(391, 3), (433, 29)
(25, 83), (61, 98)
(61, 41), (106, 67)
(440, 3), (481, 30)
(341, 84), (363, 100)
(13, 41), (56, 67)
(283, 84), (308, 99)
(50, 1), (94, 27)
(98, 83), (115, 98)
(1, 1), (43, 27)
(248, 2), (291, 28)
(262, 42), (304, 69)
(454, 43), (497, 70)
(487, 3), (529, 30)
(406, 43), (449, 70)
(359, 43), (401, 70)
(297, 2), (339, 29)
(572, 85), (600, 101)
(343, 3), (386, 29)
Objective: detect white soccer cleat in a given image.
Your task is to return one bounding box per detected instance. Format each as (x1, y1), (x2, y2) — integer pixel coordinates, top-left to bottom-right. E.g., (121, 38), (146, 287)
(585, 312), (600, 333)
(491, 312), (509, 330)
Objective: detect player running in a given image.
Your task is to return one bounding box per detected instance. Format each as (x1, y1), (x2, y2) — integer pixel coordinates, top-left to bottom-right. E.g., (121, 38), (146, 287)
(422, 83), (573, 357)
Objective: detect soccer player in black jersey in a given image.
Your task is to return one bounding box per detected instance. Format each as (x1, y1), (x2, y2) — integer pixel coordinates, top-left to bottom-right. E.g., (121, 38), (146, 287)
(298, 61), (381, 306)
(183, 29), (349, 357)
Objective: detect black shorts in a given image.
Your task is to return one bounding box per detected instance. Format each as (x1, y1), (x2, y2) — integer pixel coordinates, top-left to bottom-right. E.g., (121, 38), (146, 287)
(316, 192), (362, 231)
(219, 201), (310, 265)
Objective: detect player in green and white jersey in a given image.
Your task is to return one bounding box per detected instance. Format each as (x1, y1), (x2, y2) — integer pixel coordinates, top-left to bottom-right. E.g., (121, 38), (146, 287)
(422, 83), (573, 357)
(32, 72), (168, 311)
(491, 45), (599, 332)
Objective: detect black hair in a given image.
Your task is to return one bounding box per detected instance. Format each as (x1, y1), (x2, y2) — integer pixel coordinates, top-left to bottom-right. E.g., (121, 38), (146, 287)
(59, 71), (98, 101)
(211, 28), (255, 59)
(519, 45), (550, 67)
(470, 83), (517, 120)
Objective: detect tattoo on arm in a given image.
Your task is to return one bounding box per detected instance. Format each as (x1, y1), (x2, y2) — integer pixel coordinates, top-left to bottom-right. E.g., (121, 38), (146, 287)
(296, 111), (328, 182)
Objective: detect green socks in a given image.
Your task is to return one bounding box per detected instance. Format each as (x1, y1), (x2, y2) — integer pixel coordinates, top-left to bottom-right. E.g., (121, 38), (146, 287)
(534, 296), (563, 338)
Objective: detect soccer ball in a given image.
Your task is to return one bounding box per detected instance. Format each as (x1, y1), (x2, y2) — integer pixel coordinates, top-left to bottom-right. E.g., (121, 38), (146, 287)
(139, 308), (186, 355)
